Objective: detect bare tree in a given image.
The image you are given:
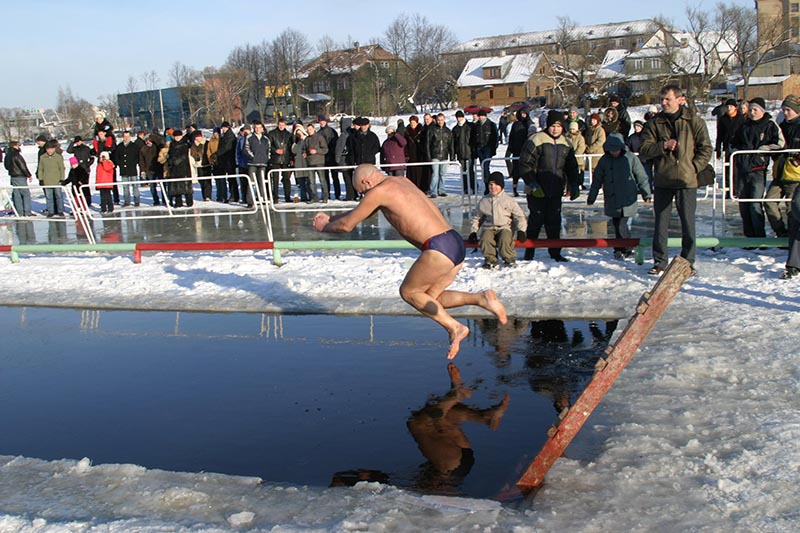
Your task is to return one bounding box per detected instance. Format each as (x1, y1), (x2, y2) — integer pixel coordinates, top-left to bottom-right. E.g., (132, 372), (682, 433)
(226, 42), (272, 122)
(270, 29), (311, 118)
(546, 16), (609, 108)
(140, 70), (162, 131)
(169, 61), (204, 125)
(381, 13), (458, 111)
(202, 65), (250, 125)
(122, 76), (138, 129)
(56, 86), (95, 137)
(721, 3), (788, 100)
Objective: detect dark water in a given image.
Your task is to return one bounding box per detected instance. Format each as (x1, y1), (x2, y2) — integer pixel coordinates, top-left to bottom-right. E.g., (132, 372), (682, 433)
(0, 307), (616, 499)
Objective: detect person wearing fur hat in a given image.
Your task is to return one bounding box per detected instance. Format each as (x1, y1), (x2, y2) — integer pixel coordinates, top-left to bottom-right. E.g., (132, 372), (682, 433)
(731, 96), (785, 238)
(453, 110), (476, 194)
(768, 95), (800, 239)
(584, 113), (606, 173)
(587, 133), (652, 259)
(518, 109), (581, 262)
(473, 110), (499, 194)
(608, 94), (631, 138)
(468, 172), (528, 269)
(316, 115), (340, 199)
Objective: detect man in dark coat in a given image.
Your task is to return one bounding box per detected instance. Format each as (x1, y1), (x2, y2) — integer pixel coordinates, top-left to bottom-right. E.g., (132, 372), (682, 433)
(244, 121), (271, 206)
(166, 130), (193, 208)
(317, 115), (340, 199)
(267, 118), (295, 202)
(608, 95), (632, 139)
(347, 117), (380, 167)
(66, 136), (94, 173)
(112, 130), (141, 206)
(452, 110), (476, 194)
(426, 113), (453, 197)
(506, 108), (533, 196)
(473, 110), (498, 194)
(213, 121), (236, 202)
(731, 97), (785, 238)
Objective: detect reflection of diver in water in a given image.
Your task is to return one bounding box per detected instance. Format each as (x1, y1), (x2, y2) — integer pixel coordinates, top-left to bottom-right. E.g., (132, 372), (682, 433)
(526, 319), (611, 414)
(407, 363), (509, 494)
(475, 318), (528, 366)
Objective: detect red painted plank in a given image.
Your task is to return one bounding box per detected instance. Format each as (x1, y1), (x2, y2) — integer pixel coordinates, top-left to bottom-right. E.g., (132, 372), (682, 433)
(516, 256), (693, 492)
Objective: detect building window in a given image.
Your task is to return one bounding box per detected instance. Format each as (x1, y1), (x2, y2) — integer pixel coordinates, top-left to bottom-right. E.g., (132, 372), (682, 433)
(633, 59), (644, 70)
(470, 89), (477, 100)
(489, 89), (494, 99)
(508, 86), (515, 98)
(792, 3), (799, 13)
(381, 61), (389, 68)
(483, 67), (500, 79)
(650, 58), (661, 70)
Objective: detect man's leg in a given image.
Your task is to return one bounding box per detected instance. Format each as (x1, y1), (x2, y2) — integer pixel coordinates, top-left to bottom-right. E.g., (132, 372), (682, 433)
(675, 187), (697, 265)
(399, 250), (507, 359)
(525, 195), (545, 260)
(652, 187), (674, 268)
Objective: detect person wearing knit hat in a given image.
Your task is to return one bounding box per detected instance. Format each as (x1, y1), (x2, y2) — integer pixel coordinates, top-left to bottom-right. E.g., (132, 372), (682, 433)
(292, 123), (313, 202)
(732, 93), (784, 238)
(588, 132), (651, 259)
(64, 155), (91, 207)
(468, 171), (528, 268)
(518, 105), (581, 262)
(769, 95), (800, 244)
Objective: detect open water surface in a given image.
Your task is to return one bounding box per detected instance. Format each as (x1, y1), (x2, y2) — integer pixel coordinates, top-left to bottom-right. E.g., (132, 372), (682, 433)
(0, 306), (616, 499)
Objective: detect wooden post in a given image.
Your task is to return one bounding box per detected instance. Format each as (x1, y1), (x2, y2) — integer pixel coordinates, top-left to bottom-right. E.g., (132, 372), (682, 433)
(516, 256), (693, 492)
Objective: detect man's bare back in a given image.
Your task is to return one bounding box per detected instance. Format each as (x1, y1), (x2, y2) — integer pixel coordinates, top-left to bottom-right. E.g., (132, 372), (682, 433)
(312, 164), (508, 358)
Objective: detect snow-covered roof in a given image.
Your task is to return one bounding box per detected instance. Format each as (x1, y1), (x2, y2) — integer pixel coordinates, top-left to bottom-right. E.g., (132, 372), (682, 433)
(735, 75), (792, 86)
(597, 49), (629, 79)
(457, 53), (545, 87)
(447, 19), (659, 55)
(297, 44), (402, 79)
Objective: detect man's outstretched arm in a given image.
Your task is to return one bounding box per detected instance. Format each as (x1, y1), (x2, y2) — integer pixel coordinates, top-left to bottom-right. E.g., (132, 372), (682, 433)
(312, 193), (381, 233)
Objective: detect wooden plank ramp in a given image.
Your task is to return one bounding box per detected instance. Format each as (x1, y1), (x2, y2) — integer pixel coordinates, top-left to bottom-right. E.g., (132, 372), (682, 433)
(516, 256), (693, 492)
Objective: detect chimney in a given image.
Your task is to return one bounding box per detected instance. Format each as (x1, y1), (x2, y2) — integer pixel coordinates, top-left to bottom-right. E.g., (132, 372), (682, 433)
(353, 41), (360, 52)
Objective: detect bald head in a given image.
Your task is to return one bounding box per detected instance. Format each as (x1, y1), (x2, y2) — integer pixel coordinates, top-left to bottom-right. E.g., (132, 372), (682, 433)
(353, 164), (385, 193)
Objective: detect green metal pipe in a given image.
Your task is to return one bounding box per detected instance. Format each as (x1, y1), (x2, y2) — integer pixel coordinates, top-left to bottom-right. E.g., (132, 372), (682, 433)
(635, 237), (786, 264)
(273, 240), (416, 250)
(12, 244), (137, 253)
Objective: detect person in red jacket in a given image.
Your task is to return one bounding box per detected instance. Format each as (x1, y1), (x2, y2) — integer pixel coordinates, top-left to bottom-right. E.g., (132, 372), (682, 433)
(95, 151), (116, 214)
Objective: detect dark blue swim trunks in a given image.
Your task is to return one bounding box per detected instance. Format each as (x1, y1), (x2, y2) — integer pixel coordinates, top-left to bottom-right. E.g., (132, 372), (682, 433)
(421, 229), (466, 266)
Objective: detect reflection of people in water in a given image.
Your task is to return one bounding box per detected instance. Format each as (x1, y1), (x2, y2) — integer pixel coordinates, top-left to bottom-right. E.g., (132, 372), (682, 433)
(525, 319), (607, 414)
(475, 318), (529, 366)
(329, 469), (390, 487)
(407, 363), (509, 493)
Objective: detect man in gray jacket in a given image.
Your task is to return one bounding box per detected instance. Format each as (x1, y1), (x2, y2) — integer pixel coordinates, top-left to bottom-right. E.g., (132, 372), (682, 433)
(468, 172), (527, 268)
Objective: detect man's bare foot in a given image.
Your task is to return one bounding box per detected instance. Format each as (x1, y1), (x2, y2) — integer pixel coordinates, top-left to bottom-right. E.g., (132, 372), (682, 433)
(447, 323), (470, 360)
(483, 289), (508, 324)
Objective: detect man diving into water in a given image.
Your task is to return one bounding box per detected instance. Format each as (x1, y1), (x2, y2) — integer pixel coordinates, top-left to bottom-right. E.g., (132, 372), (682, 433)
(312, 163), (508, 359)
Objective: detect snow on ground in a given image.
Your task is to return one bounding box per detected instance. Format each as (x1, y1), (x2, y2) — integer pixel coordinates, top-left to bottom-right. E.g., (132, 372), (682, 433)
(0, 108), (799, 531)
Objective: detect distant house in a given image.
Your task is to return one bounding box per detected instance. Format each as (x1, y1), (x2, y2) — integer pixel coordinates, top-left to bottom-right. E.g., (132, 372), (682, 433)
(456, 52), (556, 108)
(622, 30), (735, 97)
(736, 75), (800, 102)
(296, 43), (408, 116)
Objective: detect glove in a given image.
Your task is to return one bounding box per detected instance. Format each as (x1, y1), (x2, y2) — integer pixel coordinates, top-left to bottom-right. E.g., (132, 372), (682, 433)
(569, 185), (580, 200)
(467, 232), (478, 243)
(516, 230), (527, 242)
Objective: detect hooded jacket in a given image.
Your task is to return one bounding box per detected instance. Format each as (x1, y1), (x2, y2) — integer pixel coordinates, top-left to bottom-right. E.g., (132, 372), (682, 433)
(588, 135), (652, 217)
(470, 190), (528, 234)
(731, 112), (785, 174)
(519, 131), (581, 197)
(639, 106), (712, 189)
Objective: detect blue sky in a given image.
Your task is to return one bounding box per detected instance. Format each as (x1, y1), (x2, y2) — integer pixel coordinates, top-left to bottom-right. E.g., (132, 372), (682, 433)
(2, 0), (748, 108)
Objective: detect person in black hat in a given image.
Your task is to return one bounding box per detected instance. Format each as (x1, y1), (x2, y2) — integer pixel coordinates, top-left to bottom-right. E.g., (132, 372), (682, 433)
(473, 110), (498, 192)
(518, 109), (581, 262)
(769, 95), (800, 240)
(731, 96), (785, 238)
(716, 98), (744, 164)
(67, 135), (94, 174)
(452, 110), (476, 194)
(316, 114), (340, 199)
(468, 171), (527, 268)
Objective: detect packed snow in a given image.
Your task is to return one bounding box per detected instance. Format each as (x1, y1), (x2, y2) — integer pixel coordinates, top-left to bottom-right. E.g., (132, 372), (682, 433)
(0, 106), (798, 531)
